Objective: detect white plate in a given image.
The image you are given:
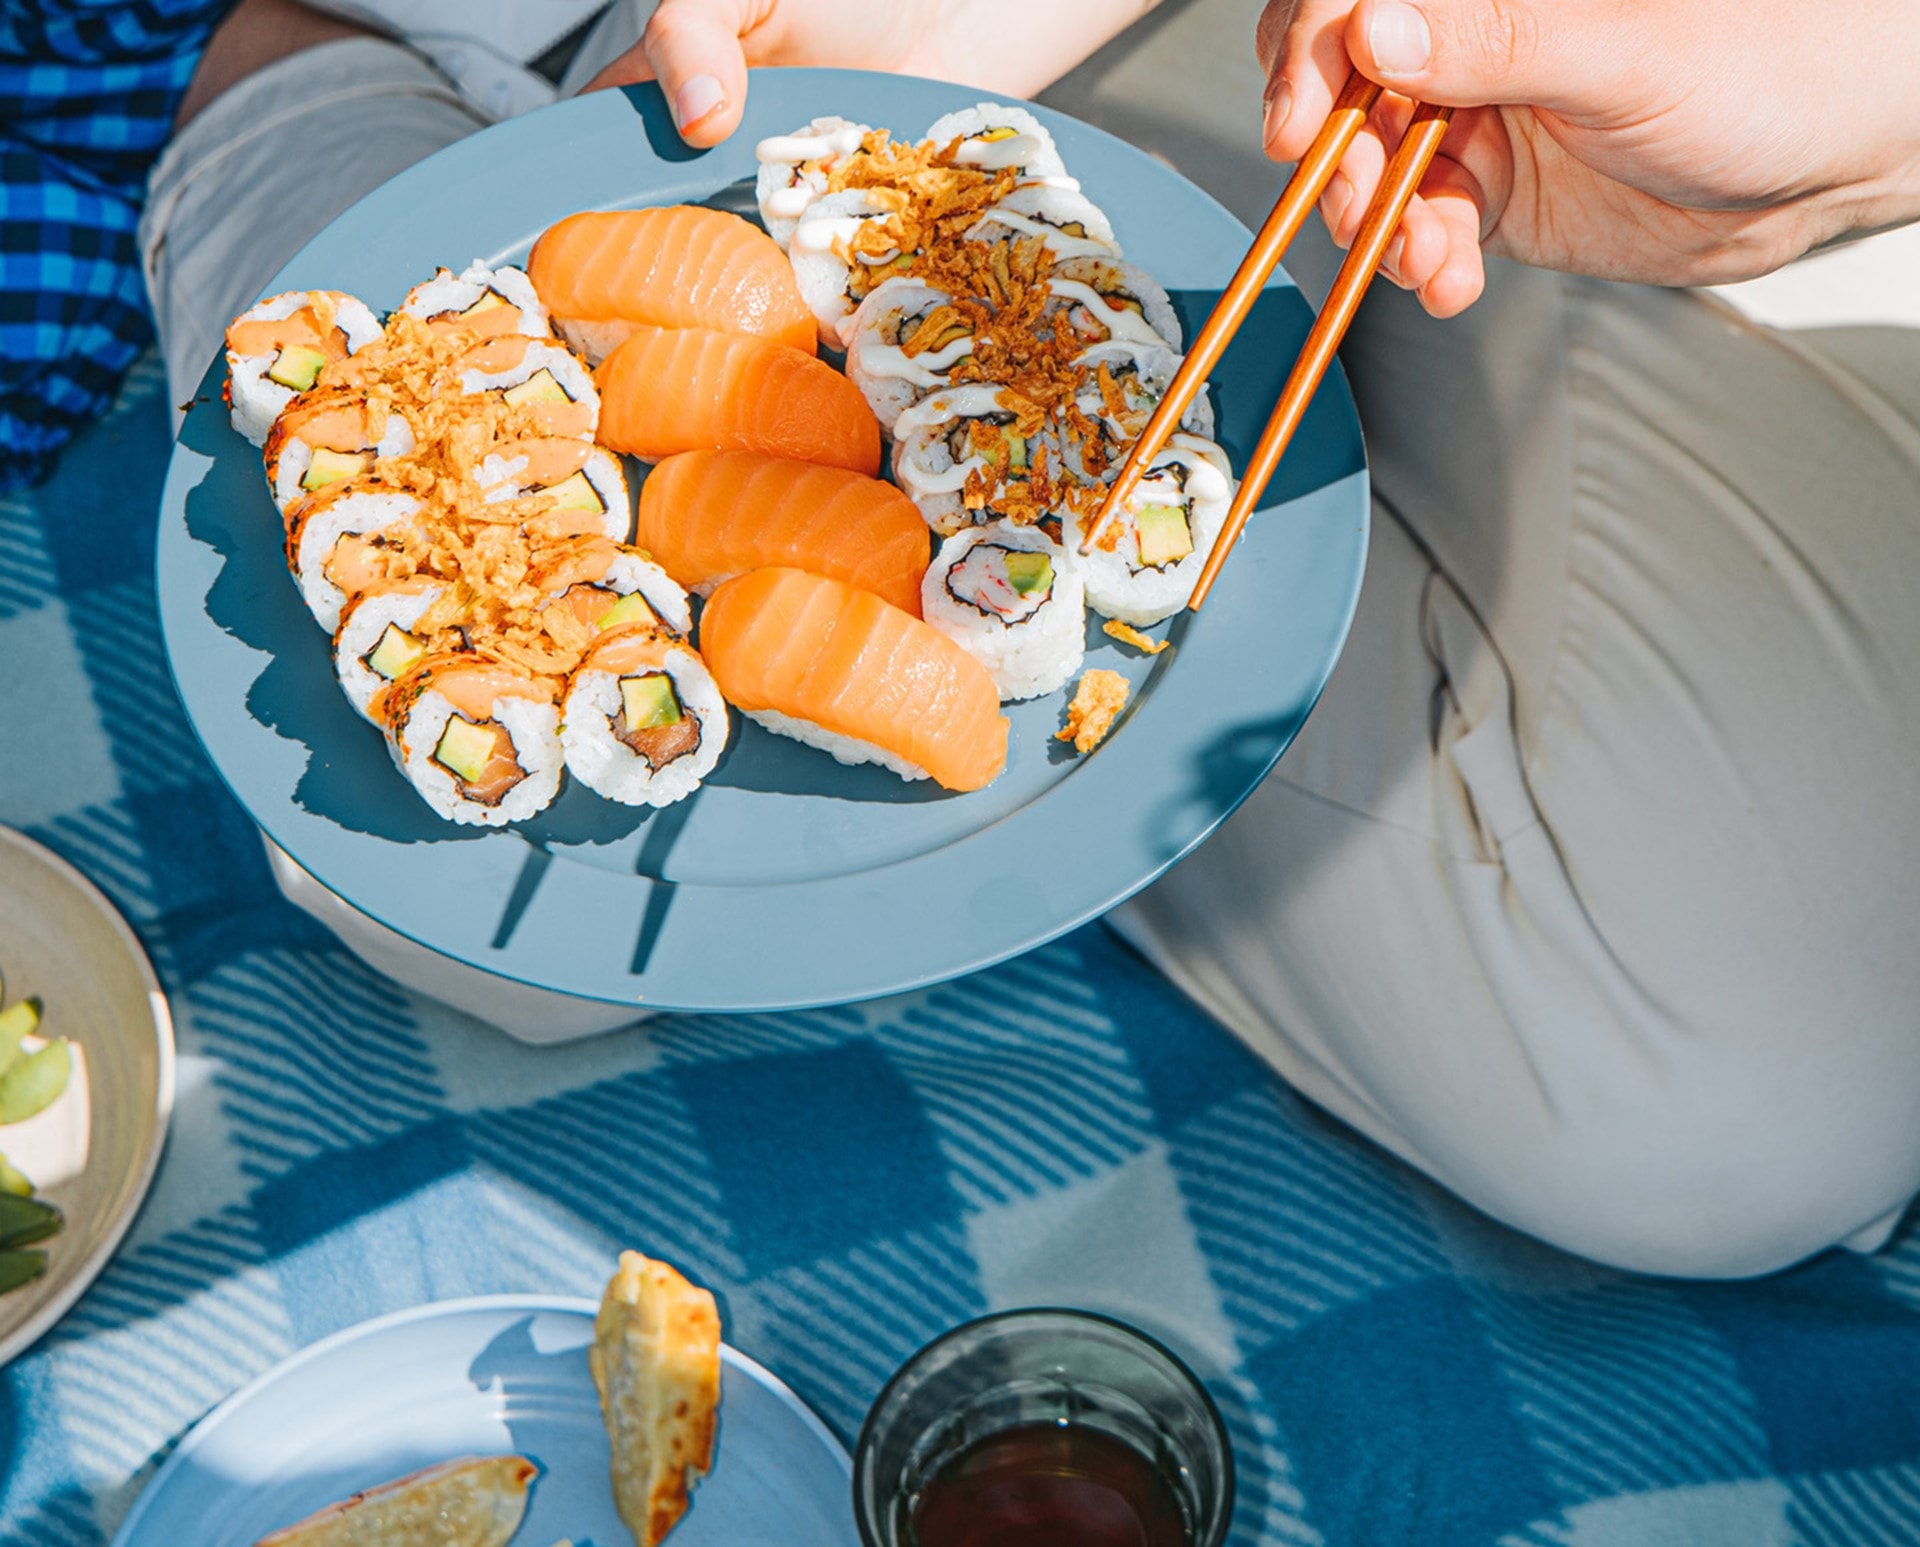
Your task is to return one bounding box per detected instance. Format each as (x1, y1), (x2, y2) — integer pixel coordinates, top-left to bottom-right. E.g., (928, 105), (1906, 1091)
(113, 1295), (856, 1545)
(0, 824), (175, 1365)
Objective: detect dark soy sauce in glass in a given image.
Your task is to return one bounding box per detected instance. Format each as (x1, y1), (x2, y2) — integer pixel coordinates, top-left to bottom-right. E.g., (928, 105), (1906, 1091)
(909, 1421), (1190, 1547)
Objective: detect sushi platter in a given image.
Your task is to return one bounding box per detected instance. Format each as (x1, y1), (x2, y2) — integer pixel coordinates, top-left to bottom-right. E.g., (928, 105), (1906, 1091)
(154, 68), (1369, 1011)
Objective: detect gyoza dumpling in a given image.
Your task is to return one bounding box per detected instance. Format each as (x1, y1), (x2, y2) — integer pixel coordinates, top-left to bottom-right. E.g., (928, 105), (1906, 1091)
(589, 1251), (722, 1547)
(253, 1454), (537, 1546)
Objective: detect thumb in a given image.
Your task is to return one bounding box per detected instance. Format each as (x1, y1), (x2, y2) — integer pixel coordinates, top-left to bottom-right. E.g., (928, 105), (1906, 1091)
(624, 0), (755, 148)
(1345, 0), (1597, 110)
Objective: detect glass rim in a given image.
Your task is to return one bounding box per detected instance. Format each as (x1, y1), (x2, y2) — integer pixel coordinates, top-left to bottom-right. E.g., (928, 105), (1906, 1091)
(851, 1304), (1236, 1547)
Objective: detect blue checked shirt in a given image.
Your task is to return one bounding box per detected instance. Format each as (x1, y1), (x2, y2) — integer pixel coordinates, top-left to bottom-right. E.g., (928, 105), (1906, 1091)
(0, 0), (225, 492)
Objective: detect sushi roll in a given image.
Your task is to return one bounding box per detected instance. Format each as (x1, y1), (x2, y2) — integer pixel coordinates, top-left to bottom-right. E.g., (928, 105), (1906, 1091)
(1074, 339), (1214, 442)
(965, 185), (1119, 262)
(844, 279), (974, 432)
(225, 289), (381, 446)
(560, 630), (729, 807)
(754, 116), (873, 248)
(452, 336), (598, 440)
(1063, 433), (1235, 626)
(923, 104), (1073, 186)
(1043, 255), (1182, 351)
(333, 577), (446, 723)
(922, 523), (1085, 702)
(398, 261), (551, 341)
(527, 206), (816, 361)
(789, 189), (916, 346)
(636, 449), (929, 615)
(283, 478), (426, 633)
(534, 536), (693, 641)
(700, 568), (1008, 792)
(263, 388), (415, 516)
(477, 438), (631, 542)
(385, 654), (564, 827)
(891, 384), (1059, 537)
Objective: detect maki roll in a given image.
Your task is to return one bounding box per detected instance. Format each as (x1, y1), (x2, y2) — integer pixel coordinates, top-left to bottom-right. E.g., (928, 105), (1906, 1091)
(891, 385), (1060, 537)
(1064, 434), (1235, 626)
(754, 116), (872, 248)
(225, 289), (381, 446)
(398, 261), (551, 341)
(1043, 256), (1182, 351)
(789, 189), (916, 346)
(453, 336), (598, 439)
(923, 104), (1072, 185)
(333, 577), (445, 723)
(385, 654), (564, 826)
(922, 523), (1086, 702)
(966, 185), (1119, 262)
(560, 630), (729, 807)
(844, 279), (973, 433)
(533, 537), (693, 642)
(263, 388), (415, 515)
(283, 478), (426, 633)
(477, 438), (631, 542)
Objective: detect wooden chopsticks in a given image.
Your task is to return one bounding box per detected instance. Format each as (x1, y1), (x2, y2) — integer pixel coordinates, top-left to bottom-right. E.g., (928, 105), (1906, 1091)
(1080, 75), (1453, 613)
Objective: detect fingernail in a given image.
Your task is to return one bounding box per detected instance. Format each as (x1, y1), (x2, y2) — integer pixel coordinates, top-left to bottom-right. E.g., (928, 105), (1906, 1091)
(1383, 231), (1408, 283)
(674, 73), (724, 130)
(1261, 81), (1292, 148)
(1325, 174), (1354, 234)
(1368, 1), (1431, 75)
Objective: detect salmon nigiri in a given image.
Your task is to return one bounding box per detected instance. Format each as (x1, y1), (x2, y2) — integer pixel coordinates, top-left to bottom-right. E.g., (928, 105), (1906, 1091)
(528, 206), (817, 361)
(596, 325), (881, 475)
(638, 450), (929, 616)
(701, 568), (1008, 792)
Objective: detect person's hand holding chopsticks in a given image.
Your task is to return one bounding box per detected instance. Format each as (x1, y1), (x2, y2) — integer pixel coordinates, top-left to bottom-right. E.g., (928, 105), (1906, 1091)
(1257, 0), (1920, 316)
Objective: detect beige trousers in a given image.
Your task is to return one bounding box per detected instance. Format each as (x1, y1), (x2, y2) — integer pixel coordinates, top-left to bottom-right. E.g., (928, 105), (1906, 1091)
(141, 1), (1920, 1276)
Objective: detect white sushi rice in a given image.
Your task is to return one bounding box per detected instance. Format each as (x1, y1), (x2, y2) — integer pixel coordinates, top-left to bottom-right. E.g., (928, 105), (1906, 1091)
(1045, 256), (1182, 351)
(226, 290), (381, 446)
(269, 407), (415, 516)
(552, 317), (639, 367)
(392, 690), (564, 827)
(790, 189), (910, 347)
(965, 184), (1119, 261)
(290, 488), (423, 633)
(754, 116), (872, 248)
(478, 444), (631, 542)
(399, 261), (551, 338)
(845, 279), (971, 433)
(746, 708), (930, 782)
(923, 104), (1073, 185)
(1063, 434), (1235, 626)
(561, 646), (728, 807)
(922, 523), (1086, 701)
(332, 581), (442, 722)
(457, 338), (599, 435)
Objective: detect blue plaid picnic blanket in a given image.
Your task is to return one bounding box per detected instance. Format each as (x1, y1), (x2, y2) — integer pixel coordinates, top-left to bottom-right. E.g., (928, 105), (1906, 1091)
(5, 354), (1920, 1545)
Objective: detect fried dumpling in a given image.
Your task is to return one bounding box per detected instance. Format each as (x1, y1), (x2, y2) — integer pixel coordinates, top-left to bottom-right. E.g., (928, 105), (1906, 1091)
(253, 1454), (537, 1546)
(589, 1250), (722, 1546)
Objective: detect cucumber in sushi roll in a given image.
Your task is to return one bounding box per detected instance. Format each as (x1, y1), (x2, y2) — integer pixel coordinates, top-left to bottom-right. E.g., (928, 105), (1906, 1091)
(225, 290), (381, 446)
(844, 279), (973, 434)
(923, 104), (1073, 186)
(399, 261), (551, 341)
(754, 116), (872, 249)
(263, 387), (415, 516)
(1063, 434), (1235, 626)
(966, 185), (1119, 262)
(283, 478), (427, 634)
(477, 438), (631, 542)
(560, 631), (729, 807)
(922, 522), (1086, 702)
(454, 336), (598, 440)
(334, 577), (445, 723)
(385, 655), (564, 826)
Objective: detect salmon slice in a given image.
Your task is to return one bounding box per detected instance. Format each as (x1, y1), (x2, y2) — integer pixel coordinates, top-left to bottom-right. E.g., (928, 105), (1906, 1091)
(529, 206), (816, 356)
(638, 450), (929, 616)
(597, 325), (880, 474)
(700, 567), (1007, 792)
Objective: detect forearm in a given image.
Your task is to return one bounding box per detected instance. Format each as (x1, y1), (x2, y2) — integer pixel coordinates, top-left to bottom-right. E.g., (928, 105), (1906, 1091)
(931, 0), (1165, 97)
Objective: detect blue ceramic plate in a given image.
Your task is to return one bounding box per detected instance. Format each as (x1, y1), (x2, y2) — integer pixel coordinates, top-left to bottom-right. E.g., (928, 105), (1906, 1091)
(155, 69), (1368, 1011)
(111, 1295), (854, 1547)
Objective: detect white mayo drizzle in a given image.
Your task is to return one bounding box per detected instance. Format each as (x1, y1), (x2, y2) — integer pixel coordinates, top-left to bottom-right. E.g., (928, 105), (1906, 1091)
(953, 133), (1043, 170)
(857, 333), (974, 387)
(1134, 436), (1234, 506)
(792, 215), (872, 255)
(1046, 280), (1165, 347)
(755, 125), (866, 164)
(972, 210), (1114, 260)
(766, 184), (819, 218)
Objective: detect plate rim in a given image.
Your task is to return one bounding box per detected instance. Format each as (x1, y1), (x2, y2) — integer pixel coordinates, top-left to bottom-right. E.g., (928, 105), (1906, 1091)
(109, 1291), (851, 1546)
(0, 823), (177, 1368)
(154, 67), (1370, 1013)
